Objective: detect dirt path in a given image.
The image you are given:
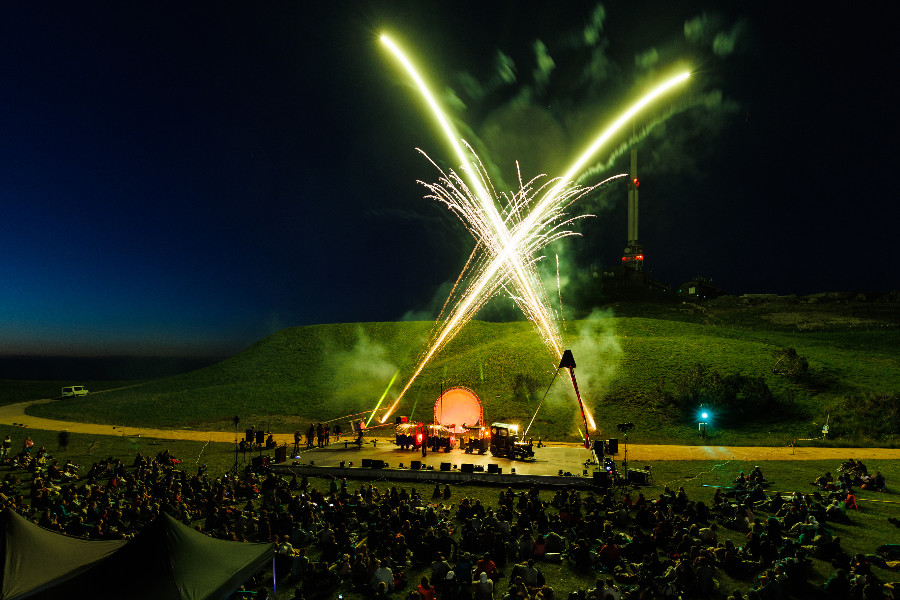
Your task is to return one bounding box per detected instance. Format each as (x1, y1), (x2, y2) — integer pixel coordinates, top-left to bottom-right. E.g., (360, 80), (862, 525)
(3, 398), (900, 461)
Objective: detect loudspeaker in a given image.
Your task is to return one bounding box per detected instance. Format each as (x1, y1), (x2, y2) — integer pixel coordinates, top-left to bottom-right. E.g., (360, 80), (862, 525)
(461, 463), (474, 473)
(440, 462), (451, 471)
(487, 463), (498, 474)
(395, 416), (402, 424)
(628, 469), (649, 485)
(255, 431), (265, 445)
(370, 459), (384, 469)
(251, 455), (269, 469)
(274, 446), (287, 463)
(593, 470), (610, 487)
(245, 429), (254, 442)
(496, 467), (502, 475)
(411, 460), (422, 470)
(361, 458), (372, 468)
(605, 438), (618, 455)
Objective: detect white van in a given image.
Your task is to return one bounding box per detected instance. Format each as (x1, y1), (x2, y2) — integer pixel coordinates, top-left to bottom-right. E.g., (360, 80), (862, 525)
(61, 386), (89, 397)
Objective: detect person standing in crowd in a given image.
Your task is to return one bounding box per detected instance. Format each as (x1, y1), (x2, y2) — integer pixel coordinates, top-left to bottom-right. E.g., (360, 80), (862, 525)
(1, 435), (10, 462)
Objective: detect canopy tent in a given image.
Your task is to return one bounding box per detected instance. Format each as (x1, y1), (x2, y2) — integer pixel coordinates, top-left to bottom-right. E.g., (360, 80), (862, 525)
(28, 512), (275, 600)
(0, 508), (126, 600)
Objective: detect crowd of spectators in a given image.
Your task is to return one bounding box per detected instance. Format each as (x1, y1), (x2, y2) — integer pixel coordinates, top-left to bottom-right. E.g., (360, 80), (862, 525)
(0, 440), (897, 600)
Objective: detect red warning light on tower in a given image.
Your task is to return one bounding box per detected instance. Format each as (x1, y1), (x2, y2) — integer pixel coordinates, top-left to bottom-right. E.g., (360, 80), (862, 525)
(633, 178), (639, 187)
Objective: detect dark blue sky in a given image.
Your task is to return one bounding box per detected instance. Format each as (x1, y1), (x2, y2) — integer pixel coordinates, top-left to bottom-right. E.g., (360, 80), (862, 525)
(1, 2), (893, 357)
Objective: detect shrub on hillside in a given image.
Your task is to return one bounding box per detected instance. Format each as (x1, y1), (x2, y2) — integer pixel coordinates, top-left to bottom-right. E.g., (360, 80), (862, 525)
(825, 392), (900, 441)
(653, 362), (778, 425)
(772, 347), (809, 380)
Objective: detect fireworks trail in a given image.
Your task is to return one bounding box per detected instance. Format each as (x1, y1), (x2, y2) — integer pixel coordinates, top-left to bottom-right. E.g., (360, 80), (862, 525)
(379, 34), (690, 425)
(366, 370), (399, 427)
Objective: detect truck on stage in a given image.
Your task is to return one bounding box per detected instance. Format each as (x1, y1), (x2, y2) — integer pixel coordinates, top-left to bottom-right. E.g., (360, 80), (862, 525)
(489, 422), (535, 460)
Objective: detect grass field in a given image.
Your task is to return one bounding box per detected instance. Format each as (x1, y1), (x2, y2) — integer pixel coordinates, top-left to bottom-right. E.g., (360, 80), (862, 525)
(4, 422), (899, 599)
(9, 302), (900, 446)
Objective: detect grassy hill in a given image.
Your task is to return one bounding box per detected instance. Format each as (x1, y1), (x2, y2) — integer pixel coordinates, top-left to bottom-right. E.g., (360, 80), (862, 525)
(25, 302), (900, 446)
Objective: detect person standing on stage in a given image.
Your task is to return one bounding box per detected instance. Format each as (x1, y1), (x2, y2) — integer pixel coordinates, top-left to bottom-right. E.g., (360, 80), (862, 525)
(316, 423), (324, 447)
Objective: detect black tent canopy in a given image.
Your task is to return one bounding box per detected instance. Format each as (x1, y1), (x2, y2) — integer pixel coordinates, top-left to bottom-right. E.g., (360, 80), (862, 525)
(0, 508), (126, 600)
(27, 512), (275, 600)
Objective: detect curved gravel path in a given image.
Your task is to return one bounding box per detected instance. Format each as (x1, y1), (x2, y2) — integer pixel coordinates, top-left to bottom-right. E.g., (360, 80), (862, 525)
(3, 397), (900, 462)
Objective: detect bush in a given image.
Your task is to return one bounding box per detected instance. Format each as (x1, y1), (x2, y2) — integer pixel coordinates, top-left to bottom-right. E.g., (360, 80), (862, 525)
(653, 363), (778, 425)
(825, 392), (900, 441)
(772, 347), (809, 380)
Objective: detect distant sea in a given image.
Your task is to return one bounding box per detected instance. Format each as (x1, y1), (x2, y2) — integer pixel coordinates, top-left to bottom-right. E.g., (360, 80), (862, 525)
(0, 355), (230, 381)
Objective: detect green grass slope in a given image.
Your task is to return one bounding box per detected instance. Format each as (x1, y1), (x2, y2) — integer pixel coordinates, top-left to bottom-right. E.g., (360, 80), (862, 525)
(26, 312), (900, 445)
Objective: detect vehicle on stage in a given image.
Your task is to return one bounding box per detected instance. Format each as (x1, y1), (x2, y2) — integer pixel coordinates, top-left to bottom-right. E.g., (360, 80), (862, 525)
(395, 422), (455, 452)
(461, 426), (489, 455)
(489, 422), (535, 460)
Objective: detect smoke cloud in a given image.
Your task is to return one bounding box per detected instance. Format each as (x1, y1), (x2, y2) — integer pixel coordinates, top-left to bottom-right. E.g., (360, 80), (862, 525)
(543, 308), (622, 435)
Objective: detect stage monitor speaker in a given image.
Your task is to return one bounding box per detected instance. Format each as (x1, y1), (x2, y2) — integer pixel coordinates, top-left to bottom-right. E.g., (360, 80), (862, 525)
(605, 438), (618, 455)
(411, 460), (422, 470)
(461, 463), (474, 473)
(440, 462), (451, 471)
(255, 431), (265, 445)
(361, 458), (372, 468)
(245, 429), (254, 442)
(487, 463), (498, 474)
(593, 470), (610, 487)
(496, 467), (502, 475)
(370, 459), (384, 469)
(274, 446), (287, 463)
(251, 455), (269, 470)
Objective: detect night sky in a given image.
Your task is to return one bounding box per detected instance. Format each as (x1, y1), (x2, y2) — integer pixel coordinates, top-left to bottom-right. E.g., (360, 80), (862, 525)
(1, 2), (893, 359)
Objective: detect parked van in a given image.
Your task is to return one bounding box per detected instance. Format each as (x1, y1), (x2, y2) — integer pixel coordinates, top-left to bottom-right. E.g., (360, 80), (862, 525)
(61, 386), (89, 397)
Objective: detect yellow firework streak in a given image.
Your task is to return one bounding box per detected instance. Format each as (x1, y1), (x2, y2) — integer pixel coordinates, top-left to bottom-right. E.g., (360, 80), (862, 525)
(367, 370), (399, 427)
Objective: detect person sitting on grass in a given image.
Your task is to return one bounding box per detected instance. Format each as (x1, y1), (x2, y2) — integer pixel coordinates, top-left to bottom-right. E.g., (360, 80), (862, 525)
(418, 575), (436, 600)
(473, 572), (493, 600)
(370, 559), (394, 593)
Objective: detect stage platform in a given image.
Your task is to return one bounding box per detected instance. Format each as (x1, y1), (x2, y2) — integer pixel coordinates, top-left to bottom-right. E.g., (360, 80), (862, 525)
(266, 438), (609, 489)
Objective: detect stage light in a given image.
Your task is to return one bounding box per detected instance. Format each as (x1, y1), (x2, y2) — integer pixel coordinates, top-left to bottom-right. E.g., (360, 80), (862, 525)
(701, 412), (708, 419)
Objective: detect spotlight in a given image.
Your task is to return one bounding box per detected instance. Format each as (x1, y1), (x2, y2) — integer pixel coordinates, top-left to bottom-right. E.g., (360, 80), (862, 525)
(701, 412), (708, 419)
